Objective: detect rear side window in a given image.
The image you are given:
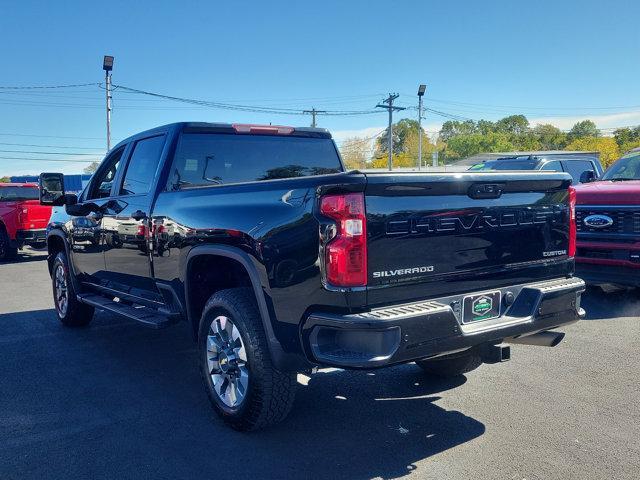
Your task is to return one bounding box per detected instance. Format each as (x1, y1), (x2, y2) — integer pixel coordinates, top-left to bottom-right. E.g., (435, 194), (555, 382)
(168, 133), (342, 189)
(481, 158), (538, 170)
(0, 186), (39, 201)
(120, 135), (165, 195)
(561, 160), (595, 182)
(540, 160), (563, 171)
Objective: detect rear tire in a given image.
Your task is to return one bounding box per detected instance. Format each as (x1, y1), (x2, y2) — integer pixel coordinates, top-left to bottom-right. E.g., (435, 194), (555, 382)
(198, 288), (297, 431)
(51, 251), (94, 327)
(0, 228), (18, 261)
(416, 353), (483, 378)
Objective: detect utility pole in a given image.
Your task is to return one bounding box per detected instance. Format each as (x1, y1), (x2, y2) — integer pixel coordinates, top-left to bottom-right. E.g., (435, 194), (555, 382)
(417, 85), (426, 170)
(303, 107), (326, 128)
(102, 56), (114, 151)
(376, 94), (405, 171)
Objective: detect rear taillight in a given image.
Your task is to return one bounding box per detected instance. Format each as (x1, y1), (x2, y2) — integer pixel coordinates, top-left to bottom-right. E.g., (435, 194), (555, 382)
(320, 193), (367, 287)
(136, 225), (147, 236)
(568, 186), (576, 257)
(17, 208), (28, 225)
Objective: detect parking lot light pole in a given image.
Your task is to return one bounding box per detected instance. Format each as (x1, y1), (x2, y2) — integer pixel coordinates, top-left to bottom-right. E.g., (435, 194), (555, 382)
(417, 84), (426, 170)
(103, 55), (114, 152)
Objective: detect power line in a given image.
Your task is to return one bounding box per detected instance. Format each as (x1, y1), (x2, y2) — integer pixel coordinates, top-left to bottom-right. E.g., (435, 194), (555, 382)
(0, 149), (102, 156)
(0, 82), (101, 90)
(0, 132), (104, 140)
(0, 141), (103, 150)
(0, 156), (96, 163)
(335, 130), (386, 147)
(303, 108), (326, 127)
(399, 93), (640, 112)
(112, 84), (382, 116)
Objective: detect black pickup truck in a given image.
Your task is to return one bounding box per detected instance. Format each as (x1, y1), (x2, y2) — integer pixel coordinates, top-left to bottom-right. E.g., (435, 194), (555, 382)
(39, 122), (585, 430)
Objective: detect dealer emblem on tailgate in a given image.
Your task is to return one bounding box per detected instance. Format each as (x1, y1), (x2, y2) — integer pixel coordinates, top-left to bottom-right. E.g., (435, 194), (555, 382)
(472, 295), (493, 317)
(583, 214), (614, 229)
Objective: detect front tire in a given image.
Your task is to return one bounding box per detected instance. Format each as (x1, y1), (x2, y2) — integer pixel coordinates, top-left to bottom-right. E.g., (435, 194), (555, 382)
(0, 228), (18, 261)
(198, 288), (297, 431)
(52, 252), (94, 327)
(416, 353), (483, 378)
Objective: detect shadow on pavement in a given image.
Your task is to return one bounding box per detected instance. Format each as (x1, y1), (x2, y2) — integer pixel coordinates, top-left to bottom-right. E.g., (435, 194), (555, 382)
(0, 308), (485, 480)
(581, 286), (640, 320)
(2, 252), (48, 264)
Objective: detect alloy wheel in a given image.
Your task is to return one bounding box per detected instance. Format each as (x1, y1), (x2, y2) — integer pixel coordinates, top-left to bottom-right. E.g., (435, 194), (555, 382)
(54, 264), (68, 317)
(206, 315), (249, 408)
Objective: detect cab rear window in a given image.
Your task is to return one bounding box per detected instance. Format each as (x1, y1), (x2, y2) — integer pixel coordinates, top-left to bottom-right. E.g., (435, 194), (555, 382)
(0, 186), (39, 201)
(168, 133), (342, 189)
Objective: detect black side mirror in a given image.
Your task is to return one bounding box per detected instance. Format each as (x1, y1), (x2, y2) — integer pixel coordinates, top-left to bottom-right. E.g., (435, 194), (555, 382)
(579, 170), (597, 183)
(39, 172), (66, 206)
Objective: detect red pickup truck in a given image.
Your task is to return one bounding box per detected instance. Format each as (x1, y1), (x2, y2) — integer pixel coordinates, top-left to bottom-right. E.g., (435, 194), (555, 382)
(574, 147), (640, 287)
(0, 183), (52, 260)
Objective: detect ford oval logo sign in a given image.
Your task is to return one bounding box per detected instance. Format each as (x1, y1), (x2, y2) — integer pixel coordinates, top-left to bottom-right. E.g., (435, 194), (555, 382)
(583, 214), (614, 229)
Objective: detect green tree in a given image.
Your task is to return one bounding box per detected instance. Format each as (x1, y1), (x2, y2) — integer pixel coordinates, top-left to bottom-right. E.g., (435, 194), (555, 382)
(567, 120), (599, 142)
(446, 132), (514, 160)
(0, 176), (10, 183)
(613, 126), (640, 149)
(495, 115), (529, 135)
(375, 119), (422, 156)
(476, 120), (495, 135)
(439, 120), (477, 142)
(532, 124), (567, 150)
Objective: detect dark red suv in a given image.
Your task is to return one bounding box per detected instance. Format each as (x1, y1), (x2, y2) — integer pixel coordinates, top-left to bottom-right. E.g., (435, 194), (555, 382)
(0, 183), (52, 260)
(574, 147), (640, 286)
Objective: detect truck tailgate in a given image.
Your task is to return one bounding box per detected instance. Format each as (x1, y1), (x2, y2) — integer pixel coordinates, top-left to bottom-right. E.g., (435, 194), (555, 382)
(19, 200), (52, 225)
(364, 172), (573, 304)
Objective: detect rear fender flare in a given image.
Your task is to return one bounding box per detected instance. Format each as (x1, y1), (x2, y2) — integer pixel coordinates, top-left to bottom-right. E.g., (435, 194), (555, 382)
(46, 230), (82, 293)
(184, 245), (287, 369)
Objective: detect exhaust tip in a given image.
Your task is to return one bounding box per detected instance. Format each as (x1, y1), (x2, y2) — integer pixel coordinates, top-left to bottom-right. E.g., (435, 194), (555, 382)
(507, 330), (565, 347)
(549, 331), (565, 347)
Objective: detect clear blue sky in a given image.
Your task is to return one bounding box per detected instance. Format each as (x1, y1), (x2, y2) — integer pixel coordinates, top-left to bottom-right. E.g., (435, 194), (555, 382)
(1, 0), (639, 175)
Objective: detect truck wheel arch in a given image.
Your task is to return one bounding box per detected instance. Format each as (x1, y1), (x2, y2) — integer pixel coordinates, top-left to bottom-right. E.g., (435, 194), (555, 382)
(47, 232), (68, 275)
(184, 245), (288, 370)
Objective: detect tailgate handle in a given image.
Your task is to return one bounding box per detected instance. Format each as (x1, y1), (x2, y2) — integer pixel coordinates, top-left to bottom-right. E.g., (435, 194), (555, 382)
(468, 183), (503, 199)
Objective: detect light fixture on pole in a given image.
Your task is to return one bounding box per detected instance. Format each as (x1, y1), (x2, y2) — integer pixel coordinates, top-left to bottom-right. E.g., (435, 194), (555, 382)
(103, 55), (114, 151)
(417, 84), (426, 171)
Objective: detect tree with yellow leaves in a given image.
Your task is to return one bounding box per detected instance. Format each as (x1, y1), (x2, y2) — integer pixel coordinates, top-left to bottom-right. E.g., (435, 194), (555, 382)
(564, 137), (620, 168)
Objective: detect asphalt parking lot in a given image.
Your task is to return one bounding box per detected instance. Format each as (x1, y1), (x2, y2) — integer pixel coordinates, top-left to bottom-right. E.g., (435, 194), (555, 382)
(1, 250), (639, 480)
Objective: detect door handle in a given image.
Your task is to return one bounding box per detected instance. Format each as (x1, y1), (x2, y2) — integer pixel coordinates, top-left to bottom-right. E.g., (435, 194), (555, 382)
(131, 210), (147, 221)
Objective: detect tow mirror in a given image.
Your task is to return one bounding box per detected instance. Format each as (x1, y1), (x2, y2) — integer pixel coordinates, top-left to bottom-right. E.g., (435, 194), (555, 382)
(39, 172), (78, 207)
(39, 172), (66, 206)
(579, 170), (597, 184)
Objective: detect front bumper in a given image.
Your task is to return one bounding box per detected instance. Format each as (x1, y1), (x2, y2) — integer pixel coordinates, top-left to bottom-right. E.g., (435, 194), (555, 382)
(576, 261), (640, 287)
(303, 277), (585, 368)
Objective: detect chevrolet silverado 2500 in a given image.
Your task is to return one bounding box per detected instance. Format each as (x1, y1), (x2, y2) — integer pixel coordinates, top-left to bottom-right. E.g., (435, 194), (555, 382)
(39, 122), (585, 430)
